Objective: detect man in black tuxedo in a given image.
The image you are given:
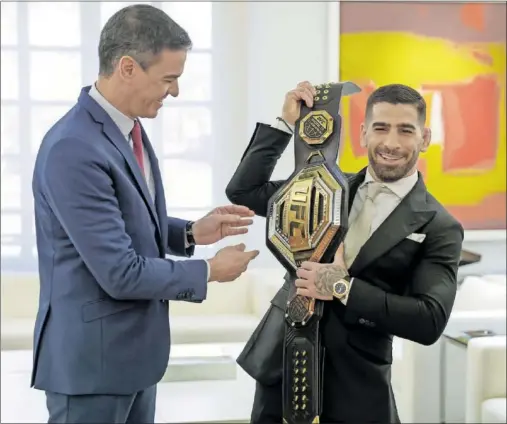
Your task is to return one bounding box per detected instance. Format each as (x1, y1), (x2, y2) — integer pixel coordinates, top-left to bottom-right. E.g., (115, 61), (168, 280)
(225, 82), (464, 423)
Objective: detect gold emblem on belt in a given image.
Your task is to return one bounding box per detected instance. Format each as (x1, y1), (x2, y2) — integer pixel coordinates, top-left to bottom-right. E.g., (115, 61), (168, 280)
(298, 110), (334, 146)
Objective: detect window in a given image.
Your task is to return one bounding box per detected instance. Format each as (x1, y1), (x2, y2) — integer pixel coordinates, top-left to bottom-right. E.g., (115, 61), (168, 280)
(1, 2), (214, 272)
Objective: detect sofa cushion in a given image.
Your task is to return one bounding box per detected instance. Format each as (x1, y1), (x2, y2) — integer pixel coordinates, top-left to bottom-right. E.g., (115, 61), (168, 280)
(482, 398), (507, 423)
(1, 314), (261, 350)
(1, 276), (40, 320)
(169, 274), (254, 317)
(170, 315), (260, 344)
(454, 276), (506, 311)
(1, 318), (35, 350)
(481, 275), (507, 286)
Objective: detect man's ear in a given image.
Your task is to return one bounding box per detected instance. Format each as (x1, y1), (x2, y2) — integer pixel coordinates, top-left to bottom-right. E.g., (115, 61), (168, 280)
(359, 123), (367, 148)
(420, 127), (431, 152)
(118, 56), (136, 81)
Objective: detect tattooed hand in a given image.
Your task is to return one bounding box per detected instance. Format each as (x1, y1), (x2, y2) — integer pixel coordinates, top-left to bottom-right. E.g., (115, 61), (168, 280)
(295, 245), (349, 300)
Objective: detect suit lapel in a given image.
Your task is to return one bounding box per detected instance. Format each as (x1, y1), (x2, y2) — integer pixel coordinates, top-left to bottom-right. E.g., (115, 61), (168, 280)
(139, 123), (167, 253)
(348, 173), (436, 276)
(78, 88), (161, 239)
(101, 120), (162, 237)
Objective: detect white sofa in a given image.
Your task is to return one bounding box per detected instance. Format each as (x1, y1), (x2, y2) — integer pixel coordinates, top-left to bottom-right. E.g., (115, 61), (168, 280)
(391, 275), (507, 423)
(1, 268), (286, 350)
(466, 336), (507, 423)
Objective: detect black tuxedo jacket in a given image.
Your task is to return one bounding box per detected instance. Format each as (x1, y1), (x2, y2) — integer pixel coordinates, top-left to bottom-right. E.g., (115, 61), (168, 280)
(225, 123), (464, 422)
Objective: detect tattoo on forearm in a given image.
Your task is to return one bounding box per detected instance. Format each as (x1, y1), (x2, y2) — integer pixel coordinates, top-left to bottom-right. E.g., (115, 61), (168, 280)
(315, 265), (349, 297)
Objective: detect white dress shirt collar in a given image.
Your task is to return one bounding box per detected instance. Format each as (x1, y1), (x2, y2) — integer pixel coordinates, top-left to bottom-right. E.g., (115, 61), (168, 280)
(88, 83), (135, 139)
(360, 167), (419, 200)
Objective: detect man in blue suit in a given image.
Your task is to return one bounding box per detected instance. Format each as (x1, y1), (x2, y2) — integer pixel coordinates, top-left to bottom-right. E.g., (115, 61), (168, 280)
(31, 4), (259, 423)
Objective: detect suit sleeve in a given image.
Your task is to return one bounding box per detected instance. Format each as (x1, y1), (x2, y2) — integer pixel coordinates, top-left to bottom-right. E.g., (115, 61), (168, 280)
(42, 137), (208, 302)
(225, 123), (291, 217)
(164, 216), (194, 257)
(343, 222), (464, 346)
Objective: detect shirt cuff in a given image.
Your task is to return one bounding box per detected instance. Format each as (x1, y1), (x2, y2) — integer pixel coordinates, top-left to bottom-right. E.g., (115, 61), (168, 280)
(339, 277), (354, 305)
(183, 233), (208, 281)
(274, 118), (295, 134)
(205, 260), (211, 282)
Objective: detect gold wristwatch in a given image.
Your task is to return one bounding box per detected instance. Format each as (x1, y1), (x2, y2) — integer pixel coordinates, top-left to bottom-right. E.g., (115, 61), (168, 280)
(332, 276), (351, 300)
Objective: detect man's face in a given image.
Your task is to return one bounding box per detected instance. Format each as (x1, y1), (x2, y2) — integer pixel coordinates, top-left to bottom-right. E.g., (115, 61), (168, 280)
(360, 102), (431, 182)
(119, 48), (187, 119)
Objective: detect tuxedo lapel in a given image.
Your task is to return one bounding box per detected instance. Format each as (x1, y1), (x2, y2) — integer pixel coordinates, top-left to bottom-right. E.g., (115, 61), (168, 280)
(348, 173), (436, 276)
(346, 168), (367, 213)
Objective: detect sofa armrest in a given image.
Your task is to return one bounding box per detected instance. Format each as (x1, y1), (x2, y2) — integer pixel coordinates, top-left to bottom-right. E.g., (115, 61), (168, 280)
(454, 276), (506, 311)
(446, 310), (507, 335)
(392, 310), (506, 424)
(465, 336), (507, 423)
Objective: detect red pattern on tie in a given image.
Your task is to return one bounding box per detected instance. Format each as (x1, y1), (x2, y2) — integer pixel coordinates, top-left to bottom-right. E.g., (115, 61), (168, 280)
(131, 120), (144, 173)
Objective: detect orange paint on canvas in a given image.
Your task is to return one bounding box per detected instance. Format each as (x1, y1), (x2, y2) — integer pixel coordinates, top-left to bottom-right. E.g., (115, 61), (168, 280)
(460, 4), (485, 32)
(447, 193), (506, 230)
(423, 76), (500, 172)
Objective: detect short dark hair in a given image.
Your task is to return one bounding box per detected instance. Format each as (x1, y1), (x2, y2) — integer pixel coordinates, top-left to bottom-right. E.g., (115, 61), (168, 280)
(365, 84), (426, 125)
(98, 4), (192, 76)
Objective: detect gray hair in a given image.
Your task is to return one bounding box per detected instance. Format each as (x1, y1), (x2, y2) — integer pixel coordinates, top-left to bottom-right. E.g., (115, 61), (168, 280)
(98, 4), (192, 76)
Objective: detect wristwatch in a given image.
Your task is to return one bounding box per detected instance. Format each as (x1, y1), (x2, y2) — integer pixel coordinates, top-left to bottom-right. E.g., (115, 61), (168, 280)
(185, 221), (195, 246)
(332, 276), (351, 300)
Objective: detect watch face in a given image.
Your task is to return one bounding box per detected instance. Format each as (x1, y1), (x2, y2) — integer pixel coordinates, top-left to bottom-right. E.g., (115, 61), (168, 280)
(334, 281), (348, 296)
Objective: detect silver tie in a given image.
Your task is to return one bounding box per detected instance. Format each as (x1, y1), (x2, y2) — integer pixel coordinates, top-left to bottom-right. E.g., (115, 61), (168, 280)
(344, 182), (384, 268)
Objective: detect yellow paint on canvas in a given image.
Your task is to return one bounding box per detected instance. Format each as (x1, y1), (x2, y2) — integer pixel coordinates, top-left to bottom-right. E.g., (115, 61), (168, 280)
(339, 32), (506, 207)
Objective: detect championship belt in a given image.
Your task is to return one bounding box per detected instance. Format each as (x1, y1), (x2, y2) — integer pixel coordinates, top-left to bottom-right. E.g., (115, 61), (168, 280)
(266, 82), (361, 424)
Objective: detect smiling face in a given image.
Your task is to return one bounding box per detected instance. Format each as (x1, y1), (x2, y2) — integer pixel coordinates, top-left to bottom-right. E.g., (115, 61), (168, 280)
(360, 102), (431, 182)
(118, 48), (187, 119)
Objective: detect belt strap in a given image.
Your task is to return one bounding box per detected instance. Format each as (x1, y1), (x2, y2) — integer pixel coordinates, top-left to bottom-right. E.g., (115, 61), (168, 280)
(283, 283), (324, 424)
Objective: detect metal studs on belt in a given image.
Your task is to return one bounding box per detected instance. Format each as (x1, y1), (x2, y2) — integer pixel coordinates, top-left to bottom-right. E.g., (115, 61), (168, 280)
(292, 348), (311, 414)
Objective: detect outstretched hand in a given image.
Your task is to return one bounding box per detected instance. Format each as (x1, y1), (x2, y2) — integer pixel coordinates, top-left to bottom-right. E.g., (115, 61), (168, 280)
(192, 204), (255, 245)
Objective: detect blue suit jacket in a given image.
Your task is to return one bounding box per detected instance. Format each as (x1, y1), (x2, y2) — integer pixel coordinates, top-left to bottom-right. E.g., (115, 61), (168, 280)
(31, 86), (209, 395)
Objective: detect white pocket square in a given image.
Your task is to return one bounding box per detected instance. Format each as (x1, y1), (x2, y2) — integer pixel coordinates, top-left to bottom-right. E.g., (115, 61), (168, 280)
(406, 233), (426, 243)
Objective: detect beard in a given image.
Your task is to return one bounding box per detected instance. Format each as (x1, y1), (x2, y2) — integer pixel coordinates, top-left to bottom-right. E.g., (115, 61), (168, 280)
(368, 147), (419, 182)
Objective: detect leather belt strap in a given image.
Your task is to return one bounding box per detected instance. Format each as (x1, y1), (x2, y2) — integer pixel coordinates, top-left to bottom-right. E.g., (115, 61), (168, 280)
(265, 82), (361, 424)
(282, 280), (325, 424)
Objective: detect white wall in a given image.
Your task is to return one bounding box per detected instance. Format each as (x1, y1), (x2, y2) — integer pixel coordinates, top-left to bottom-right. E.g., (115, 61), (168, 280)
(213, 1), (506, 276)
(213, 1), (337, 269)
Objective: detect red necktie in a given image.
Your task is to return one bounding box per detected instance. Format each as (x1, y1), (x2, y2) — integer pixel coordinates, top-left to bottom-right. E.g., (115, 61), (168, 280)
(131, 120), (144, 173)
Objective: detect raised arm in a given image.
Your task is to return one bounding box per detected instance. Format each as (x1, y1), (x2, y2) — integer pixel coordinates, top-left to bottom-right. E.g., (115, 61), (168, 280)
(225, 81), (316, 217)
(225, 122), (291, 217)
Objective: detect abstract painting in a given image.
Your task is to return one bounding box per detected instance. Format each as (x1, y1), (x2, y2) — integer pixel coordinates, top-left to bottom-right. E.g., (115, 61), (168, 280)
(338, 2), (506, 230)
